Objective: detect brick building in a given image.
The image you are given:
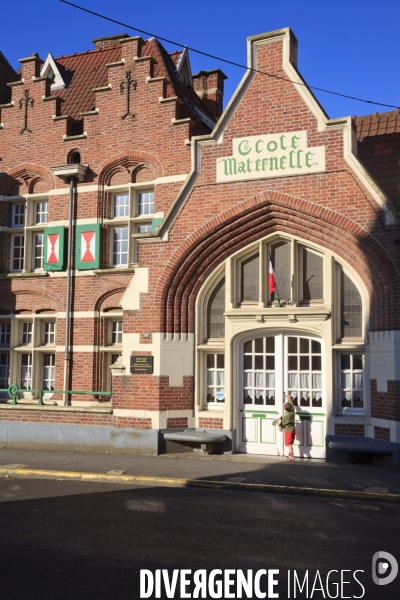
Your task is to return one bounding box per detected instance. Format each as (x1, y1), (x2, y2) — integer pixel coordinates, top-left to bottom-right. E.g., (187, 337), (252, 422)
(0, 29), (399, 466)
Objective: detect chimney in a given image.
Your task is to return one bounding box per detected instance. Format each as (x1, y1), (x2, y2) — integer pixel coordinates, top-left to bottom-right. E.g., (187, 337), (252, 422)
(192, 69), (227, 119)
(92, 33), (129, 50)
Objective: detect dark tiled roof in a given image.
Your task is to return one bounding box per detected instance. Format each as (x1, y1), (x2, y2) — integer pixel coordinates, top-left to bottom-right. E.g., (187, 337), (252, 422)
(169, 50), (183, 68)
(144, 39), (216, 125)
(356, 111), (400, 208)
(48, 39), (214, 132)
(53, 46), (122, 119)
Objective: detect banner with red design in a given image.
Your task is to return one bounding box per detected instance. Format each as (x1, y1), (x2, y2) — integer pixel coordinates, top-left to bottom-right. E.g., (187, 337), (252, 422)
(44, 227), (65, 271)
(75, 224), (100, 270)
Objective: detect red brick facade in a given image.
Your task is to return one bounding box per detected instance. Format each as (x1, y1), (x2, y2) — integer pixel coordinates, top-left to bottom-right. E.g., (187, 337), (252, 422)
(335, 424), (365, 437)
(1, 28), (399, 459)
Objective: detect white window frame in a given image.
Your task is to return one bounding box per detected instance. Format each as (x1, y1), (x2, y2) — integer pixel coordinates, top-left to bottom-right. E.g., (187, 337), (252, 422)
(100, 313), (123, 391)
(11, 202), (26, 227)
(110, 320), (123, 345)
(33, 232), (44, 271)
(0, 321), (11, 347)
(43, 322), (56, 346)
(21, 321), (33, 346)
(236, 249), (262, 306)
(7, 195), (49, 274)
(298, 245), (325, 305)
(111, 226), (129, 267)
(8, 316), (58, 397)
(34, 201), (48, 225)
(104, 185), (156, 268)
(10, 234), (25, 272)
(337, 352), (365, 415)
(137, 190), (154, 216)
(42, 353), (55, 390)
(20, 353), (33, 390)
(204, 352), (226, 408)
(0, 351), (10, 389)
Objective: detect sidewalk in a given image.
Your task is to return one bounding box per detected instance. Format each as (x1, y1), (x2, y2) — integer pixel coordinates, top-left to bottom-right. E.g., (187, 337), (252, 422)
(0, 447), (399, 500)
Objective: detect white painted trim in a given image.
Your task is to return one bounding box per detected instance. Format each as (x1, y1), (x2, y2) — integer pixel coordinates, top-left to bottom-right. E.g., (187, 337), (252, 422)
(55, 345), (98, 353)
(40, 52), (65, 90)
(154, 174), (189, 184)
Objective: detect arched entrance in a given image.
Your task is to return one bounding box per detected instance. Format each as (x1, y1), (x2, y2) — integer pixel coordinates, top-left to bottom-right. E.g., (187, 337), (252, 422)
(238, 331), (326, 458)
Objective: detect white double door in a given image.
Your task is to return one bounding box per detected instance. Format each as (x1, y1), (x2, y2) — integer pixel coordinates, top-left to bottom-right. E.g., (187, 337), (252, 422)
(238, 332), (326, 458)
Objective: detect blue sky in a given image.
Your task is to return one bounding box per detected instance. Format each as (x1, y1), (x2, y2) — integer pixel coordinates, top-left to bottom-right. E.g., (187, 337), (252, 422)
(2, 0), (400, 119)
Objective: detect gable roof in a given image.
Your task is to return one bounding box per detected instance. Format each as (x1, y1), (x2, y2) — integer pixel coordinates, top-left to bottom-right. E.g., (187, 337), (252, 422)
(48, 37), (216, 131)
(53, 46), (122, 119)
(356, 111), (400, 209)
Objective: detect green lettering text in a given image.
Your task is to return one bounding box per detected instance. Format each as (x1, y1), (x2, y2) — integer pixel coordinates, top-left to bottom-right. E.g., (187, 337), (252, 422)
(238, 140), (251, 156)
(255, 140), (264, 154)
(219, 157), (237, 176)
(291, 135), (301, 149)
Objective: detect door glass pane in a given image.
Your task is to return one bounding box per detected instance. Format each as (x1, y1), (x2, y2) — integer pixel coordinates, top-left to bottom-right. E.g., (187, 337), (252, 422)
(254, 338), (263, 353)
(287, 336), (323, 409)
(255, 356), (263, 370)
(265, 337), (275, 353)
(302, 248), (323, 300)
(300, 338), (309, 353)
(242, 336), (275, 406)
(311, 340), (321, 354)
(271, 242), (291, 302)
(240, 253), (259, 302)
(300, 356), (309, 370)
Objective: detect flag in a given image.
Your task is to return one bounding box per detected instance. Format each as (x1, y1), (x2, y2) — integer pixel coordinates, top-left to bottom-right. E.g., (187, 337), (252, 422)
(269, 253), (277, 293)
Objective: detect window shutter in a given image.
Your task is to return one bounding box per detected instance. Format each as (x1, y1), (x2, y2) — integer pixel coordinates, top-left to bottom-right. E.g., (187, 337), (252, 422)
(75, 224), (101, 270)
(44, 226), (65, 271)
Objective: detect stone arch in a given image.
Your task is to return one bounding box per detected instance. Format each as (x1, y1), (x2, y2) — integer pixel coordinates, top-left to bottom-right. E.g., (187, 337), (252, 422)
(0, 163), (54, 195)
(98, 151), (162, 186)
(4, 287), (63, 314)
(155, 190), (400, 334)
(92, 287), (126, 313)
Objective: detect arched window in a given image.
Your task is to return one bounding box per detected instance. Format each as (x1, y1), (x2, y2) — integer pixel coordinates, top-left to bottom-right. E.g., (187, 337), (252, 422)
(270, 241), (291, 303)
(206, 277), (225, 339)
(239, 253), (259, 303)
(341, 271), (362, 338)
(300, 246), (323, 301)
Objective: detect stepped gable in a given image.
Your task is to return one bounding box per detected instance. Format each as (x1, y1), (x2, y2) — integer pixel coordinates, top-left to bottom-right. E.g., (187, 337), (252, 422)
(52, 46), (122, 119)
(356, 110), (400, 208)
(49, 37), (216, 131)
(0, 50), (18, 104)
(142, 38), (217, 129)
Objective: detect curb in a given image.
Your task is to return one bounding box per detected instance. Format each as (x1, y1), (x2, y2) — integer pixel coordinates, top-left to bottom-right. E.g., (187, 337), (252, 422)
(0, 467), (399, 503)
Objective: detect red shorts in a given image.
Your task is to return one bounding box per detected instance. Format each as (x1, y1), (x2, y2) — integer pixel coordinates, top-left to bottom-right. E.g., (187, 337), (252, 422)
(284, 431), (295, 446)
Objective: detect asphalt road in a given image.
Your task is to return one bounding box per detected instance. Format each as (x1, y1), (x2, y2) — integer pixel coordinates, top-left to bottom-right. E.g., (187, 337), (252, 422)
(0, 478), (399, 600)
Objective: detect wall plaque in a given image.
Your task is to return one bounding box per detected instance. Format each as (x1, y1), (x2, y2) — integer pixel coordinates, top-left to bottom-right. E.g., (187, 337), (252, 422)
(216, 131), (326, 183)
(130, 356), (154, 374)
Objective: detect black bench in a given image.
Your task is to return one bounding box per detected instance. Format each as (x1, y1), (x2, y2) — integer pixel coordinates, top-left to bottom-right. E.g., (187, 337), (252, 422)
(163, 429), (227, 455)
(328, 437), (394, 455)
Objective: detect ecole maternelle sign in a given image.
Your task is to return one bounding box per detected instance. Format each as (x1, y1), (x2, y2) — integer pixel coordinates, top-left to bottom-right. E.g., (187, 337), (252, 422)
(216, 131), (326, 183)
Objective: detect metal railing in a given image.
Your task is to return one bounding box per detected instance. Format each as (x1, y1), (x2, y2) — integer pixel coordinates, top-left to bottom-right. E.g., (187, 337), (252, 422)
(0, 384), (111, 406)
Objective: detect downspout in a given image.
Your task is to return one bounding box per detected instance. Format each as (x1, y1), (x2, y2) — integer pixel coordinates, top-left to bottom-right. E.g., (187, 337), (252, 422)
(63, 177), (75, 405)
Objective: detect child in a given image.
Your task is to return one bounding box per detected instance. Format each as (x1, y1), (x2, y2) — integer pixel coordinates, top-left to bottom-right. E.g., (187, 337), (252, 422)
(281, 394), (295, 460)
